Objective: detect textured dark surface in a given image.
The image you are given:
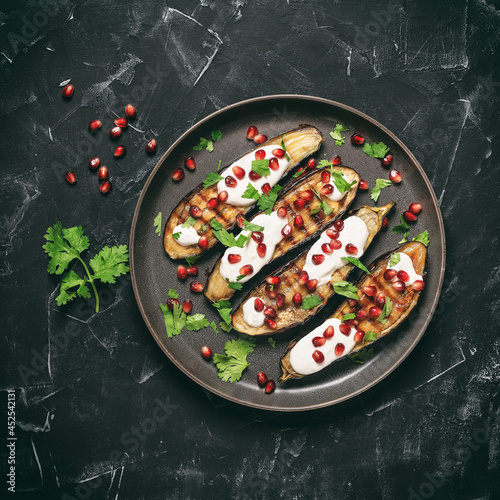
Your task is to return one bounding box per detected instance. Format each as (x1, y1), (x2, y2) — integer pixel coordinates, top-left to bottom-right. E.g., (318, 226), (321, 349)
(1, 0), (499, 499)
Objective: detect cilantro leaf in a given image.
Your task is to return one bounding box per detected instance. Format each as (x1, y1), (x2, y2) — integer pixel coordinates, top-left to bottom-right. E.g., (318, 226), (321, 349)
(185, 255), (200, 268)
(202, 171), (224, 188)
(342, 313), (356, 321)
(242, 219), (264, 232)
(363, 331), (378, 343)
(330, 124), (349, 146)
(168, 289), (179, 299)
(370, 179), (392, 202)
(226, 278), (243, 290)
(212, 300), (232, 324)
(241, 184), (261, 201)
(412, 230), (430, 247)
(377, 297), (393, 325)
(317, 159), (333, 169)
(293, 169), (304, 178)
(389, 253), (401, 267)
(257, 184), (282, 214)
(209, 321), (219, 333)
(172, 233), (180, 240)
(160, 302), (186, 338)
(209, 219), (223, 231)
(362, 142), (390, 159)
(193, 137), (213, 152)
(349, 348), (375, 364)
(322, 201), (333, 215)
(89, 245), (130, 284)
(302, 295), (323, 310)
(333, 281), (359, 300)
(341, 256), (371, 274)
(154, 212), (162, 236)
(399, 232), (409, 244)
(57, 270), (90, 306)
(251, 159), (270, 177)
(213, 336), (256, 383)
(211, 128), (222, 142)
(181, 216), (197, 228)
(220, 321), (233, 333)
(332, 172), (357, 194)
(281, 136), (290, 161)
(268, 337), (276, 348)
(186, 313), (210, 331)
(392, 214), (409, 234)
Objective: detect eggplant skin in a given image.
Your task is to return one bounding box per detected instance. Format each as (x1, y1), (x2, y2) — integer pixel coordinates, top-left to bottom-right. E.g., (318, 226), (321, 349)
(279, 241), (427, 382)
(163, 125), (323, 260)
(204, 166), (360, 302)
(231, 202), (394, 336)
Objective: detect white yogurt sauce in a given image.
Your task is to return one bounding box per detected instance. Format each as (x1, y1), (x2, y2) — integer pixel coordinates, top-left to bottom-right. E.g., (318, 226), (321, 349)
(324, 172), (352, 202)
(386, 252), (422, 285)
(242, 298), (266, 327)
(172, 224), (199, 246)
(302, 216), (369, 286)
(216, 145), (290, 207)
(220, 210), (289, 284)
(289, 318), (358, 375)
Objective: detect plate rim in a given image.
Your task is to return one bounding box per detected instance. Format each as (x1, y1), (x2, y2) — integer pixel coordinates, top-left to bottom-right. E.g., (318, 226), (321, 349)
(129, 94), (446, 412)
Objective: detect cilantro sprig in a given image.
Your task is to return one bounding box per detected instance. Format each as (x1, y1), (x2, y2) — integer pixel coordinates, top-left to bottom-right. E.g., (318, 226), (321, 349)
(193, 128), (222, 153)
(389, 253), (401, 267)
(43, 222), (129, 312)
(362, 142), (390, 159)
(331, 171), (357, 194)
(349, 348), (375, 364)
(370, 179), (392, 202)
(302, 295), (323, 310)
(210, 219), (249, 248)
(213, 336), (256, 382)
(377, 297), (393, 325)
(251, 159), (270, 177)
(330, 124), (349, 146)
(154, 212), (162, 236)
(392, 214), (409, 242)
(341, 256), (371, 274)
(412, 230), (430, 247)
(202, 171), (224, 188)
(333, 281), (359, 300)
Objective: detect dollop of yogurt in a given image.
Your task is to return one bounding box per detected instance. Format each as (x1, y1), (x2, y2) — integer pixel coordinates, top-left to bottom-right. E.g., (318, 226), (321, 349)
(172, 224), (199, 246)
(242, 298), (266, 327)
(386, 252), (422, 285)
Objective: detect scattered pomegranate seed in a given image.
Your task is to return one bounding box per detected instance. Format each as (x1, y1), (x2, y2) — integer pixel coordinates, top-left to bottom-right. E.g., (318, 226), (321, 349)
(332, 155), (343, 165)
(281, 224), (292, 238)
(251, 231), (264, 243)
(114, 145), (126, 157)
(330, 239), (342, 250)
(345, 319), (358, 327)
(312, 336), (326, 347)
(201, 346), (213, 361)
(257, 243), (267, 258)
(351, 133), (365, 145)
(114, 117), (128, 128)
(166, 298), (179, 309)
(393, 281), (405, 292)
(339, 323), (351, 336)
(264, 379), (276, 393)
(100, 180), (112, 194)
(300, 190), (315, 201)
(272, 148), (285, 159)
(246, 125), (258, 140)
(225, 176), (237, 188)
(184, 156), (196, 170)
(172, 168), (184, 181)
(109, 126), (122, 139)
(254, 134), (267, 144)
(124, 104), (137, 118)
(312, 350), (325, 363)
(361, 286), (376, 297)
(375, 292), (386, 307)
(269, 158), (280, 171)
(146, 139), (157, 152)
(190, 205), (202, 218)
(177, 265), (188, 279)
(334, 219), (344, 231)
(98, 166), (109, 181)
(355, 309), (367, 320)
(359, 179), (369, 190)
(182, 299), (193, 314)
(326, 229), (339, 239)
(264, 306), (276, 318)
(321, 184), (334, 196)
(382, 217), (389, 228)
(236, 214), (245, 228)
(294, 198), (307, 210)
(198, 236), (208, 249)
(397, 270), (410, 282)
(321, 170), (331, 183)
(306, 279), (318, 291)
(249, 170), (261, 181)
(265, 284), (277, 299)
(276, 293), (285, 308)
(277, 207), (287, 218)
(292, 293), (302, 306)
(306, 158), (317, 169)
(403, 211), (418, 223)
(261, 183), (271, 195)
(88, 157), (100, 170)
(257, 371), (268, 387)
(255, 149), (266, 160)
(354, 330), (365, 342)
(369, 306), (382, 318)
(345, 243), (358, 255)
(409, 202), (423, 214)
(266, 276), (281, 286)
(207, 198), (219, 209)
(264, 317), (277, 329)
(254, 298), (265, 312)
(384, 269), (397, 280)
(389, 169), (402, 183)
(322, 243), (333, 254)
(336, 343), (346, 356)
(190, 281), (204, 293)
(62, 84), (74, 98)
(218, 191), (228, 203)
(88, 119), (102, 131)
(312, 254), (325, 265)
(347, 299), (357, 307)
(240, 264), (254, 276)
(228, 254), (241, 264)
(232, 166), (245, 179)
(412, 280), (425, 291)
(295, 167), (305, 176)
(294, 215), (304, 227)
(381, 154), (393, 166)
(323, 325), (334, 339)
(187, 266), (198, 276)
(65, 171), (76, 184)
(298, 271), (309, 286)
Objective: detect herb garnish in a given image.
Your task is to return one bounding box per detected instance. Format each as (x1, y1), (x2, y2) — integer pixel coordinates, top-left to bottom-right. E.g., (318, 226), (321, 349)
(242, 220), (265, 232)
(389, 253), (401, 267)
(172, 232), (180, 241)
(362, 142), (390, 159)
(363, 331), (378, 343)
(257, 184), (283, 214)
(185, 255), (200, 268)
(302, 295), (323, 310)
(213, 336), (256, 382)
(210, 219), (249, 248)
(341, 256), (371, 274)
(412, 230), (430, 247)
(349, 348), (375, 364)
(251, 159), (270, 177)
(181, 216), (197, 228)
(370, 179), (392, 202)
(154, 212), (162, 236)
(333, 281), (359, 300)
(377, 297), (393, 325)
(202, 171), (224, 188)
(330, 124), (349, 146)
(331, 171), (357, 193)
(193, 128), (222, 153)
(241, 184), (260, 201)
(281, 135), (290, 161)
(268, 337), (276, 348)
(212, 300), (232, 324)
(342, 313), (356, 321)
(226, 278), (243, 290)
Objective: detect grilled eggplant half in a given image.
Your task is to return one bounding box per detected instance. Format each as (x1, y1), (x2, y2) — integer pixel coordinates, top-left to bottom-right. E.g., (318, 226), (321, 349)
(279, 241), (427, 382)
(231, 202), (394, 336)
(205, 167), (360, 302)
(164, 125), (323, 260)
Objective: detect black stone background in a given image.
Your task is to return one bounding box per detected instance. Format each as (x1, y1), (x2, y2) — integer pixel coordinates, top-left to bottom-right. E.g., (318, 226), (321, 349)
(1, 0), (499, 499)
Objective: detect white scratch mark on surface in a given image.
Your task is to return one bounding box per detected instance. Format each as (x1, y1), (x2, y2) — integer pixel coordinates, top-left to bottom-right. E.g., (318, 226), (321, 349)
(415, 346), (466, 389)
(31, 437), (43, 488)
(17, 411), (52, 433)
(1, 52), (13, 63)
(59, 79), (71, 87)
(346, 47), (352, 76)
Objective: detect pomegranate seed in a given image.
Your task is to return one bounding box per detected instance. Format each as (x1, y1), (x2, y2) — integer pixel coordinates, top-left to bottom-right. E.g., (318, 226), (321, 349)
(351, 133), (365, 145)
(218, 191), (228, 203)
(306, 158), (317, 169)
(249, 170), (261, 181)
(264, 306), (276, 318)
(403, 211), (418, 223)
(257, 243), (267, 258)
(99, 180), (112, 194)
(190, 281), (204, 293)
(312, 336), (326, 347)
(109, 126), (122, 139)
(198, 236), (208, 249)
(409, 202), (423, 214)
(355, 309), (367, 320)
(254, 134), (267, 144)
(88, 119), (102, 131)
(340, 324), (351, 336)
(389, 169), (402, 183)
(177, 265), (188, 279)
(240, 264), (254, 276)
(266, 276), (281, 286)
(347, 299), (357, 307)
(201, 346), (213, 361)
(184, 156), (196, 170)
(114, 117), (128, 128)
(232, 166), (245, 179)
(114, 145), (126, 157)
(397, 270), (410, 282)
(321, 170), (331, 183)
(412, 280), (425, 291)
(62, 84), (74, 98)
(292, 293), (302, 306)
(312, 350), (325, 363)
(190, 205), (202, 218)
(227, 254), (241, 264)
(187, 266), (198, 276)
(300, 190), (315, 201)
(381, 154), (393, 166)
(322, 243), (333, 254)
(255, 149), (266, 160)
(261, 183), (271, 195)
(382, 217), (389, 228)
(272, 148), (285, 159)
(345, 243), (358, 255)
(312, 254), (325, 265)
(330, 239), (342, 250)
(257, 371), (268, 387)
(384, 269), (397, 280)
(182, 299), (193, 314)
(393, 281), (405, 292)
(294, 198), (307, 210)
(269, 158), (280, 171)
(276, 293), (285, 308)
(335, 343), (346, 356)
(264, 317), (277, 329)
(359, 179), (369, 190)
(65, 171), (76, 184)
(277, 207), (287, 218)
(345, 319), (358, 327)
(331, 155), (342, 165)
(298, 271), (309, 286)
(235, 215), (245, 228)
(124, 104), (137, 119)
(146, 139), (157, 152)
(172, 168), (184, 181)
(264, 380), (276, 393)
(375, 292), (386, 307)
(265, 284), (277, 299)
(225, 176), (237, 188)
(88, 157), (100, 170)
(354, 330), (365, 342)
(326, 229), (339, 239)
(295, 167), (305, 176)
(369, 306), (382, 318)
(334, 220), (344, 231)
(294, 215), (304, 227)
(281, 224), (292, 238)
(251, 231), (264, 243)
(98, 166), (109, 181)
(321, 184), (333, 196)
(167, 298), (180, 309)
(323, 325), (334, 339)
(306, 279), (318, 291)
(246, 125), (258, 140)
(207, 198), (219, 209)
(254, 298), (264, 312)
(362, 286), (377, 296)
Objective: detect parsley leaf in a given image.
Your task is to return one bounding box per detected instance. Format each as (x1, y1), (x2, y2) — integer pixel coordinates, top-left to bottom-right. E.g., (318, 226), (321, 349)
(341, 256), (371, 274)
(181, 216), (197, 228)
(186, 313), (210, 331)
(213, 336), (256, 382)
(370, 178), (392, 202)
(202, 171), (224, 188)
(349, 348), (375, 364)
(242, 220), (265, 232)
(412, 230), (430, 247)
(377, 297), (393, 325)
(154, 212), (162, 236)
(332, 171), (357, 194)
(333, 281), (359, 300)
(268, 337), (276, 348)
(330, 124), (349, 146)
(168, 289), (179, 299)
(392, 214), (409, 234)
(212, 300), (232, 324)
(257, 184), (282, 214)
(302, 295), (323, 310)
(241, 184), (261, 200)
(251, 159), (270, 177)
(389, 253), (401, 267)
(211, 128), (222, 142)
(322, 201), (333, 215)
(362, 142), (390, 159)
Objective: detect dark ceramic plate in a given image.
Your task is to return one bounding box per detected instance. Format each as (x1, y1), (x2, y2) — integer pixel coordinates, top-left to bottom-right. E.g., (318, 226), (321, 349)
(130, 95), (445, 411)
